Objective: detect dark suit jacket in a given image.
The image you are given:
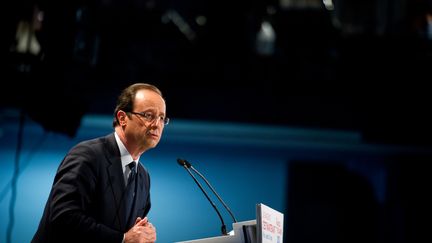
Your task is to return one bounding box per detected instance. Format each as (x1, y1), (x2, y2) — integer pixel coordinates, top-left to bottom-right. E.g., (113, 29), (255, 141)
(32, 133), (151, 243)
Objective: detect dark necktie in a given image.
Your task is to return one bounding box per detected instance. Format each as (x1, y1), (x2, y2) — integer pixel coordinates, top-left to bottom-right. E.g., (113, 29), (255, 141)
(125, 162), (137, 223)
(127, 162), (136, 186)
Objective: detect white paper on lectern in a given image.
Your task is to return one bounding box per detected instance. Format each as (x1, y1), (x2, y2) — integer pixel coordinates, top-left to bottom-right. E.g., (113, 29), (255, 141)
(256, 203), (283, 243)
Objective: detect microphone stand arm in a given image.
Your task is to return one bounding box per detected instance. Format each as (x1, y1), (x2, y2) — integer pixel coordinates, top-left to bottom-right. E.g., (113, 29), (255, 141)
(182, 165), (228, 235)
(190, 166), (238, 223)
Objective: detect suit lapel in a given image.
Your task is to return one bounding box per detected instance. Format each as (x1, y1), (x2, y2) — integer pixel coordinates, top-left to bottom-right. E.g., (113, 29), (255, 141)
(104, 133), (128, 230)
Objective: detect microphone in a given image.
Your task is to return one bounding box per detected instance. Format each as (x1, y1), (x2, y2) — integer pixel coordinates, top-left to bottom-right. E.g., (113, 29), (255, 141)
(180, 158), (238, 223)
(177, 158), (228, 235)
(177, 158), (191, 168)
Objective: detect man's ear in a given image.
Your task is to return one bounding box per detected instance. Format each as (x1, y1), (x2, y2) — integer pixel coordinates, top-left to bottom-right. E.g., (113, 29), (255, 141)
(117, 110), (128, 126)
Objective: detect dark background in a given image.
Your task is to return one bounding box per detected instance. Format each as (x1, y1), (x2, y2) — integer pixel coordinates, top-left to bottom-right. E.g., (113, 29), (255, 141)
(2, 1), (432, 242)
(2, 0), (432, 147)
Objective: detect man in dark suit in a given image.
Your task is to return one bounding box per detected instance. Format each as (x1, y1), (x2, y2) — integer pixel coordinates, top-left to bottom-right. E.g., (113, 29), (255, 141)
(32, 83), (169, 243)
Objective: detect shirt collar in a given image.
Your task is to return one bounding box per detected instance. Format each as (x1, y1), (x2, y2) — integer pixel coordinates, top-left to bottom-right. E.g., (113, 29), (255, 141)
(114, 131), (140, 170)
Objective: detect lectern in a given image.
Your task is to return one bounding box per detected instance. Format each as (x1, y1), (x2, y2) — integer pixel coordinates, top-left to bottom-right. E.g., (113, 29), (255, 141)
(175, 203), (283, 243)
(175, 220), (257, 243)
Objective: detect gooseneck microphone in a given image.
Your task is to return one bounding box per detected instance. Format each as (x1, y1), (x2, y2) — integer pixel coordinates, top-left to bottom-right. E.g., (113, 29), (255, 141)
(177, 158), (228, 235)
(179, 158), (238, 223)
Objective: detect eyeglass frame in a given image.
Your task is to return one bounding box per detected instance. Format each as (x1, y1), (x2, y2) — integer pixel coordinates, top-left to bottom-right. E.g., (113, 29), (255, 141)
(127, 111), (170, 125)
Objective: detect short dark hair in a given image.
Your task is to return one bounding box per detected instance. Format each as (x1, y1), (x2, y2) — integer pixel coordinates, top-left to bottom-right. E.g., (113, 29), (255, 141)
(112, 83), (164, 127)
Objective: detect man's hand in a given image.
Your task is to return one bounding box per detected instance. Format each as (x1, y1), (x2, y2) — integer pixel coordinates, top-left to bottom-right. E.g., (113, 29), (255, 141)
(124, 217), (157, 243)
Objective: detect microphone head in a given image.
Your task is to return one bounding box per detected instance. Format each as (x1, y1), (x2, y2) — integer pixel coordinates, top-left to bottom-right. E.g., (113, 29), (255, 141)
(177, 158), (192, 168)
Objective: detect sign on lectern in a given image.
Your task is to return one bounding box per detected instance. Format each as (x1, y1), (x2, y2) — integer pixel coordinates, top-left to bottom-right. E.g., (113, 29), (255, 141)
(256, 203), (284, 243)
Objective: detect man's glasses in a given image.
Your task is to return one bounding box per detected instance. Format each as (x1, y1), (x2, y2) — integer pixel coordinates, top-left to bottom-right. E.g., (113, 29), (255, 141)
(128, 111), (170, 125)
